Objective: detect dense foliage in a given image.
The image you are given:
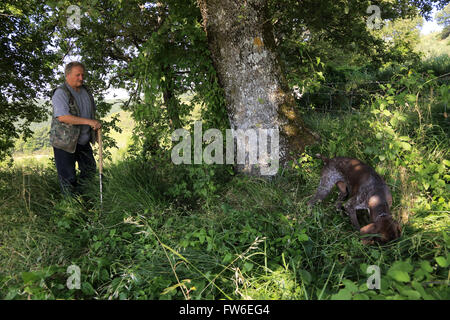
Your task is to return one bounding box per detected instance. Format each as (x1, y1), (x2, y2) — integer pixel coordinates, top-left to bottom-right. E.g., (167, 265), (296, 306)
(0, 0), (449, 301)
(0, 1), (60, 160)
(1, 65), (449, 300)
(2, 0), (449, 160)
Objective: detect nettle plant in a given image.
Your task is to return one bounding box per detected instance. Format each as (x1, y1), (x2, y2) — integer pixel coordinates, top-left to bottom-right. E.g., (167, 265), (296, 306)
(332, 248), (450, 300)
(365, 69), (449, 214)
(328, 69), (450, 300)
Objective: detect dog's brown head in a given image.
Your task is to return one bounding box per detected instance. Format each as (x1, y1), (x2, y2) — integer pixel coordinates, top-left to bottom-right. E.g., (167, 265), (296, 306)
(360, 215), (402, 245)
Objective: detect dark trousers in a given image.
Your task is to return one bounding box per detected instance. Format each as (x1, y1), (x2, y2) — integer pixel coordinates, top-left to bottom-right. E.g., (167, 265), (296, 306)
(53, 143), (96, 196)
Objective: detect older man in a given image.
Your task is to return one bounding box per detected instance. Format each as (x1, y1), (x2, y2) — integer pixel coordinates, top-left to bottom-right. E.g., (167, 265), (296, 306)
(50, 61), (101, 196)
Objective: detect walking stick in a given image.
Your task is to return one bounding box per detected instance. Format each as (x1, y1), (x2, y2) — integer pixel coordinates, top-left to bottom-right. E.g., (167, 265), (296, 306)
(98, 127), (103, 210)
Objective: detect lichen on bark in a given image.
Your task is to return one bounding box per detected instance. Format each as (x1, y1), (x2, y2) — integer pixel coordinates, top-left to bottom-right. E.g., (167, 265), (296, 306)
(198, 0), (317, 175)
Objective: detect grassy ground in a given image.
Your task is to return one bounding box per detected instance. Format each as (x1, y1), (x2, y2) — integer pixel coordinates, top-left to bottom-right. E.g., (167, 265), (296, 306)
(1, 66), (449, 299)
(1, 103), (448, 300)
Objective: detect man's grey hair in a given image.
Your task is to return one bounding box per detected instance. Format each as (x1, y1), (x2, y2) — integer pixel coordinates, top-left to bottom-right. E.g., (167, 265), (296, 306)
(65, 61), (85, 76)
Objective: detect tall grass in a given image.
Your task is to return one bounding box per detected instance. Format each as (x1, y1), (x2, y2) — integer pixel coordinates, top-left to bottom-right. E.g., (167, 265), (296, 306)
(1, 70), (449, 300)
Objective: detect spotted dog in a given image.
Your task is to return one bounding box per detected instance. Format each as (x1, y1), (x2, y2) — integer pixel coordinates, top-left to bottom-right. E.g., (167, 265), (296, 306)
(308, 154), (401, 244)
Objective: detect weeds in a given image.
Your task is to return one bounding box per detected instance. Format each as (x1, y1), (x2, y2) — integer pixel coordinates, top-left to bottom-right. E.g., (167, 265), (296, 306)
(1, 69), (449, 300)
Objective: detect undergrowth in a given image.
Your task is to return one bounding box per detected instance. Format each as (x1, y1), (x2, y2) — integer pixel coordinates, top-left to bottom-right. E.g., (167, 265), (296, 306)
(0, 70), (448, 300)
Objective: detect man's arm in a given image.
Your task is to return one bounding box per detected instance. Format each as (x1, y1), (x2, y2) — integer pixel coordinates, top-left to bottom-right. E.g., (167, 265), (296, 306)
(52, 88), (101, 130)
(57, 115), (102, 130)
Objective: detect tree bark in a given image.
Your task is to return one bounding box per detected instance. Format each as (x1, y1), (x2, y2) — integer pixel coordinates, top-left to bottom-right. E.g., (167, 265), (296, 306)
(198, 0), (317, 175)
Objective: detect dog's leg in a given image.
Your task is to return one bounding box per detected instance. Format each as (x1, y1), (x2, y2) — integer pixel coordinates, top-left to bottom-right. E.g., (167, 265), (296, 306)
(344, 197), (361, 230)
(334, 181), (348, 210)
(308, 173), (338, 207)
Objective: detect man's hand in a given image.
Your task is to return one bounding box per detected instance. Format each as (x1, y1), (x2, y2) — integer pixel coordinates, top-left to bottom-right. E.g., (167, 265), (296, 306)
(89, 119), (102, 131)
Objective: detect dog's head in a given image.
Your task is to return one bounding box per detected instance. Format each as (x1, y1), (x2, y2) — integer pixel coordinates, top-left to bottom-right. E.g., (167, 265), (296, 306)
(360, 215), (401, 245)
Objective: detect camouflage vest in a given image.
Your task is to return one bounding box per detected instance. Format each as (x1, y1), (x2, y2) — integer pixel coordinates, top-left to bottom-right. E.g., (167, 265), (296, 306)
(49, 83), (96, 153)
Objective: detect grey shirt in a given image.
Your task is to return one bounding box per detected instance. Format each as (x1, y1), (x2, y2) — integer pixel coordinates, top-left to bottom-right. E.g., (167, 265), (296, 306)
(52, 83), (95, 145)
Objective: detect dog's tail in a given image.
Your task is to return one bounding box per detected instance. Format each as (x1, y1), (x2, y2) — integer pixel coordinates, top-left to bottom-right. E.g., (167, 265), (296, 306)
(315, 153), (330, 164)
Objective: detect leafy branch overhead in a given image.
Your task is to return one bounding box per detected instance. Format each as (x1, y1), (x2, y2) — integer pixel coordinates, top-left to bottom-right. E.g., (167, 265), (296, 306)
(1, 0), (449, 162)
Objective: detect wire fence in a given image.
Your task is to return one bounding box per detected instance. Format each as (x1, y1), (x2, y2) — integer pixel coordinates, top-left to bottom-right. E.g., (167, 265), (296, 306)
(296, 76), (450, 114)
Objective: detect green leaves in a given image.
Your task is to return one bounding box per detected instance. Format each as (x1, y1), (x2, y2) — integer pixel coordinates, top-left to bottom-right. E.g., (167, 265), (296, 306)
(331, 287), (352, 300)
(366, 68), (449, 217)
(405, 93), (417, 104)
(331, 255), (449, 300)
(388, 269), (411, 283)
(331, 279), (363, 300)
(419, 261), (433, 274)
(435, 255), (450, 268)
(0, 0), (60, 162)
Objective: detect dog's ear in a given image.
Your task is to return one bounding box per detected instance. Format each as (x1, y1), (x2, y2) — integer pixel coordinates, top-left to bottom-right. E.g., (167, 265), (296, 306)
(360, 223), (378, 245)
(360, 223), (377, 235)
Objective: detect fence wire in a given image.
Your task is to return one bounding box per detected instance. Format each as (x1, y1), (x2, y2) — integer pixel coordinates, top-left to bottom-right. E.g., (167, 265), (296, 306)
(296, 77), (450, 114)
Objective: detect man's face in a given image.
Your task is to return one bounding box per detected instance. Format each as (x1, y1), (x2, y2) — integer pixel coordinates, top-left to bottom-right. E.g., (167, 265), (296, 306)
(66, 66), (85, 88)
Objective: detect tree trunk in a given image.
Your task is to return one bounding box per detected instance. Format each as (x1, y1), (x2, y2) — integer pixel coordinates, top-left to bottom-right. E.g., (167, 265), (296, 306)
(197, 0), (317, 175)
